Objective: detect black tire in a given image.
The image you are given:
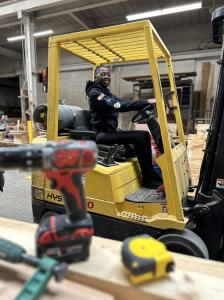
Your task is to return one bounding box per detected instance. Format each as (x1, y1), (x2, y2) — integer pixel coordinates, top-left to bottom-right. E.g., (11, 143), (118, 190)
(158, 229), (209, 259)
(40, 211), (59, 224)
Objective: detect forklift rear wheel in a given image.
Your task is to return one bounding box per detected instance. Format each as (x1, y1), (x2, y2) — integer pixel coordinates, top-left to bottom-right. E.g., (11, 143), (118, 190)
(158, 229), (209, 258)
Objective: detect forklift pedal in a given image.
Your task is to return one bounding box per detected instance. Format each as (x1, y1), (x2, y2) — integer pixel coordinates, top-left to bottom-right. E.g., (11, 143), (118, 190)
(125, 187), (166, 203)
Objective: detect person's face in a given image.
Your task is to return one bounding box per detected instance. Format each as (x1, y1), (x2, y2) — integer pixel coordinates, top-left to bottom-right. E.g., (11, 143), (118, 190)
(95, 67), (111, 88)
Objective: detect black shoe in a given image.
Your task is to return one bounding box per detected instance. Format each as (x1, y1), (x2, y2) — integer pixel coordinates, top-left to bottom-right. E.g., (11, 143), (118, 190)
(142, 172), (163, 189)
(142, 178), (162, 189)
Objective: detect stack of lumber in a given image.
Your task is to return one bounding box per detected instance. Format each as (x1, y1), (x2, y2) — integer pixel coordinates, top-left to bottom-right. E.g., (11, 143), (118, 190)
(0, 217), (223, 300)
(187, 124), (209, 185)
(0, 120), (29, 146)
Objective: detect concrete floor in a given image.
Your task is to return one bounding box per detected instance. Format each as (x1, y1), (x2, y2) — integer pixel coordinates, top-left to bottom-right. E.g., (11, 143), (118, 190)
(0, 170), (33, 223)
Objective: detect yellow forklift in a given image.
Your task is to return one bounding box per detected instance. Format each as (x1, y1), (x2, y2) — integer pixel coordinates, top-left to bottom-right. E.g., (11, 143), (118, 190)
(32, 9), (224, 260)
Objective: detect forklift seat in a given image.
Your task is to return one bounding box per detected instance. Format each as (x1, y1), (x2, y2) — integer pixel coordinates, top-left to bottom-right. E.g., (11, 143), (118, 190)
(70, 110), (96, 141)
(69, 110), (134, 162)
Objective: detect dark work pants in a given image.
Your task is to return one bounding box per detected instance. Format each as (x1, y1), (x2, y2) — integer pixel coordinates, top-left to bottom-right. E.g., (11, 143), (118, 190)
(96, 130), (154, 179)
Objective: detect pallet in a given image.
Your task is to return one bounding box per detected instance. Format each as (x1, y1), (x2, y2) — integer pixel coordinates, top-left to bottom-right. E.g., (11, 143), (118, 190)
(0, 217), (224, 300)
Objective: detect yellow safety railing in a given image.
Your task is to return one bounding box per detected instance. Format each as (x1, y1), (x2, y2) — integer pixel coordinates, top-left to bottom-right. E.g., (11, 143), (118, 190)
(46, 20), (190, 224)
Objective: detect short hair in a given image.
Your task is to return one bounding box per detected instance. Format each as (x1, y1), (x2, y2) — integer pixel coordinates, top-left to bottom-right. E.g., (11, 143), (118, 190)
(94, 65), (110, 76)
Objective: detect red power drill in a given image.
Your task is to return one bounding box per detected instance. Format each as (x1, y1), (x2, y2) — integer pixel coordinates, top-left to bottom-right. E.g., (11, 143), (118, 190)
(0, 140), (97, 263)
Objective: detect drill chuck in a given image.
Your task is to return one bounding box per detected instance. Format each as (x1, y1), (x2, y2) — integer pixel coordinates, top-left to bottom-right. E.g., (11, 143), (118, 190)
(0, 144), (48, 170)
(0, 140), (97, 172)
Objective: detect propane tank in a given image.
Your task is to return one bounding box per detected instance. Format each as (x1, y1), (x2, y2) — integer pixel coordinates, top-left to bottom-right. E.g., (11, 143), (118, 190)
(33, 99), (82, 132)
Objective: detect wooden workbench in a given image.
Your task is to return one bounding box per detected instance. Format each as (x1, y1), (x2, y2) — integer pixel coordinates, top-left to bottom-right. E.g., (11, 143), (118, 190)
(0, 260), (113, 300)
(0, 218), (113, 300)
(0, 217), (224, 300)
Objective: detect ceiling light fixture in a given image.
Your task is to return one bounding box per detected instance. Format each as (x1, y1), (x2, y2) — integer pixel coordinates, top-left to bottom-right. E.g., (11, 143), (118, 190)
(33, 29), (54, 37)
(7, 35), (25, 42)
(7, 29), (54, 42)
(126, 2), (202, 21)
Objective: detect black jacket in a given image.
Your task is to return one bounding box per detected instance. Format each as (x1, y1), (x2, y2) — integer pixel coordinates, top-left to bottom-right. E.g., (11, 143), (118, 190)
(85, 80), (150, 133)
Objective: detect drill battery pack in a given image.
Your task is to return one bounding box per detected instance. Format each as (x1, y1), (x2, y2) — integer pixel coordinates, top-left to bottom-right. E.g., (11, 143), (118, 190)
(36, 213), (93, 263)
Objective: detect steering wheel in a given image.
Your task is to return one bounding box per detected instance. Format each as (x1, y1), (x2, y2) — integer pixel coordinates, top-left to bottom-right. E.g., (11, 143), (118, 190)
(132, 104), (157, 123)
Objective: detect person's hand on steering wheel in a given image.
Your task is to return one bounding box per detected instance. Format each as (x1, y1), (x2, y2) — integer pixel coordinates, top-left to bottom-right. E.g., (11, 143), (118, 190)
(132, 100), (157, 123)
(147, 98), (156, 105)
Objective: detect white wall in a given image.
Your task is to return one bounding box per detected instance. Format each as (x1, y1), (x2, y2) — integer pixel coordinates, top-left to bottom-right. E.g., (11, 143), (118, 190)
(35, 49), (221, 108)
(0, 47), (221, 106)
(0, 22), (221, 128)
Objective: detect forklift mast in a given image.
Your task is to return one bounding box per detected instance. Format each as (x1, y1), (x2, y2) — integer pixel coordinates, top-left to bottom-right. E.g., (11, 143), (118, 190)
(196, 6), (224, 196)
(194, 6), (224, 259)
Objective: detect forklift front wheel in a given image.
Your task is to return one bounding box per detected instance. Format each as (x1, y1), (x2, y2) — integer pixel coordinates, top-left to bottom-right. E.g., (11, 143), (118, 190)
(158, 228), (209, 259)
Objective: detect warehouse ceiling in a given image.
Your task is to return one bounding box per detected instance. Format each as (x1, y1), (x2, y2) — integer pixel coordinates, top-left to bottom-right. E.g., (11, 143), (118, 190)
(0, 0), (223, 59)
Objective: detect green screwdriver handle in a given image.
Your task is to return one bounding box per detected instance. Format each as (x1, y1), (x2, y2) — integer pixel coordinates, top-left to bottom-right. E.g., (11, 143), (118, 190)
(15, 257), (66, 300)
(0, 238), (25, 263)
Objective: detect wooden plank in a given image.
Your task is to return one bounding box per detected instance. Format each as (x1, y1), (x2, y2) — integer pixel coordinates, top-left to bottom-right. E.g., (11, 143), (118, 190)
(199, 62), (210, 118)
(0, 218), (113, 300)
(199, 62), (214, 119)
(0, 260), (113, 300)
(0, 217), (224, 300)
(187, 131), (208, 185)
(68, 238), (224, 300)
(205, 63), (214, 119)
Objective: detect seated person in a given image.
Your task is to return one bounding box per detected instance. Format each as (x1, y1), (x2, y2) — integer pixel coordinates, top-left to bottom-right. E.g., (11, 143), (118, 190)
(85, 65), (162, 189)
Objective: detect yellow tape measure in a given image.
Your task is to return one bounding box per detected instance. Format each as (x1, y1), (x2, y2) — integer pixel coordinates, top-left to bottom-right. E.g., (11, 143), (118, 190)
(121, 234), (174, 284)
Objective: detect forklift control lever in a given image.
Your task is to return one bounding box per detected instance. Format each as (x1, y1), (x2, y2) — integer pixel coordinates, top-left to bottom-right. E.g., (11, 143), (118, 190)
(99, 144), (123, 167)
(183, 204), (210, 217)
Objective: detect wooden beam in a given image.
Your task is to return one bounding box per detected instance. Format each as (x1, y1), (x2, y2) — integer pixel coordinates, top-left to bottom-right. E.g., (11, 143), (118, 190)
(0, 217), (224, 300)
(205, 63), (214, 119)
(199, 62), (214, 119)
(0, 259), (113, 300)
